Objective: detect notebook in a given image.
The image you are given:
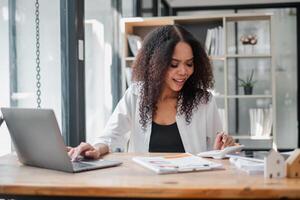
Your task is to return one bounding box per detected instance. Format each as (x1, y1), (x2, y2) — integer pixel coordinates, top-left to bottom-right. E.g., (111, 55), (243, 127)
(1, 108), (122, 173)
(133, 153), (223, 174)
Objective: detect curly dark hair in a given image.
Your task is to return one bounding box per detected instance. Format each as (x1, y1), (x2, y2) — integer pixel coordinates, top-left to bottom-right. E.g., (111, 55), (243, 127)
(132, 24), (214, 128)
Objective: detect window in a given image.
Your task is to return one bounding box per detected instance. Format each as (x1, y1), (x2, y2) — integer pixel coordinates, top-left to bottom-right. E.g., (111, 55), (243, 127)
(0, 0), (61, 156)
(84, 0), (114, 143)
(0, 0), (10, 156)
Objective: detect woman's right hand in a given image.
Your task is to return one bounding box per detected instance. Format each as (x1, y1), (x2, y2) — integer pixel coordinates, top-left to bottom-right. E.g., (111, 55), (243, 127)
(67, 142), (101, 161)
(213, 132), (236, 150)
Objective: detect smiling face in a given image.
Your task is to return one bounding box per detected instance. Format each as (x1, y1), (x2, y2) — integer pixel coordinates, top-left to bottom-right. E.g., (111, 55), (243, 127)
(162, 42), (194, 97)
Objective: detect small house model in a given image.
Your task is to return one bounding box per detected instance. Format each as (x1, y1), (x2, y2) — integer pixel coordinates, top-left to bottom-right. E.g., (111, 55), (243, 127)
(264, 149), (286, 178)
(286, 149), (300, 178)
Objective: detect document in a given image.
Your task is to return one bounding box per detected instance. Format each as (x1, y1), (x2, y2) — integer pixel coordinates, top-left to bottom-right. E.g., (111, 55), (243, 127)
(132, 153), (223, 174)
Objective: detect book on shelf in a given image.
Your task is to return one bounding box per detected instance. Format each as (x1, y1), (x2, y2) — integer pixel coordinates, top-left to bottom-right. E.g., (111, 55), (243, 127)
(218, 26), (224, 56)
(205, 29), (212, 54)
(125, 67), (132, 86)
(127, 34), (142, 57)
(132, 153), (223, 174)
(262, 108), (272, 136)
(218, 108), (226, 130)
(205, 26), (224, 56)
(210, 28), (216, 55)
(249, 108), (272, 137)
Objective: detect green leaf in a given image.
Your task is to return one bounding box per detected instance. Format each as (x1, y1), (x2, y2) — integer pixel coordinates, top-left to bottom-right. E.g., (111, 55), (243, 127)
(238, 69), (256, 88)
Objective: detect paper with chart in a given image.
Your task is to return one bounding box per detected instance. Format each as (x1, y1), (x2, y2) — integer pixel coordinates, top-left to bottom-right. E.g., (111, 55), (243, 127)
(133, 153), (223, 174)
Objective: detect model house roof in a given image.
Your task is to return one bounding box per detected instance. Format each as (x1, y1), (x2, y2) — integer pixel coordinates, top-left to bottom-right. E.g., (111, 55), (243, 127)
(286, 149), (300, 165)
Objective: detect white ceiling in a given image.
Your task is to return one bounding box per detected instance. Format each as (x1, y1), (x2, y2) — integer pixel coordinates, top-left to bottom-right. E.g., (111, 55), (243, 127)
(166, 0), (300, 7)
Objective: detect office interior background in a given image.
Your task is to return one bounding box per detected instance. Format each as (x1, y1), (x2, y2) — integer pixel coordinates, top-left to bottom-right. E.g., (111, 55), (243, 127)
(0, 0), (299, 156)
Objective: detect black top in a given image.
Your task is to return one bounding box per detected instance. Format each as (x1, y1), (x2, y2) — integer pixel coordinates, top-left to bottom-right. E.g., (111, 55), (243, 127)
(149, 121), (185, 153)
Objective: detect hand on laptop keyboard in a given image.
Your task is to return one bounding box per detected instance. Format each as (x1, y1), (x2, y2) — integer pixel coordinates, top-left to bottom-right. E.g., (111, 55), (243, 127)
(67, 142), (102, 161)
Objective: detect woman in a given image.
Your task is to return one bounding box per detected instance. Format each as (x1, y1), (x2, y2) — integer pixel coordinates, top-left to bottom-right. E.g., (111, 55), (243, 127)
(68, 25), (235, 161)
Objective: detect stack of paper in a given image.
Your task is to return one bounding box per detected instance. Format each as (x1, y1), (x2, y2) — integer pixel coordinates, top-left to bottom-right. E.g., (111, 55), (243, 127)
(229, 156), (264, 175)
(133, 153), (223, 174)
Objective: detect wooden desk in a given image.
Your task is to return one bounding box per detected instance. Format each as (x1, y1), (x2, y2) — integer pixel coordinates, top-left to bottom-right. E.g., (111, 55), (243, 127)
(0, 153), (300, 199)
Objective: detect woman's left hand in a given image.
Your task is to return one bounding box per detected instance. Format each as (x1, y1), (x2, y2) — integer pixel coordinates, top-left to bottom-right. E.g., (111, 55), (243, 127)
(213, 132), (236, 150)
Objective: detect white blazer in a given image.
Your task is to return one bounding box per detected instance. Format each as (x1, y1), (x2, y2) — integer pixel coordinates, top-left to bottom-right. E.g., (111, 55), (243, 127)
(93, 83), (223, 154)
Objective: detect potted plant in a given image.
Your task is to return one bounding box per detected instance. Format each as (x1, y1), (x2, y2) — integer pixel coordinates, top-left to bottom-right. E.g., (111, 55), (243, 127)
(239, 69), (256, 95)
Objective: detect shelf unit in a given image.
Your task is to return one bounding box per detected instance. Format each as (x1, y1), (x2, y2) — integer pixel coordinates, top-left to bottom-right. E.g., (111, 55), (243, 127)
(121, 13), (275, 148)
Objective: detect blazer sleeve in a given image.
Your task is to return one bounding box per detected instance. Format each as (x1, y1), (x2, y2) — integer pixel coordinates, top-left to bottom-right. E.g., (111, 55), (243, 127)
(93, 85), (135, 152)
(206, 95), (223, 150)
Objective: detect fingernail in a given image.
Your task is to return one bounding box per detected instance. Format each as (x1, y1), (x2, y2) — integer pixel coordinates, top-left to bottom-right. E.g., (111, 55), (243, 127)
(71, 154), (77, 161)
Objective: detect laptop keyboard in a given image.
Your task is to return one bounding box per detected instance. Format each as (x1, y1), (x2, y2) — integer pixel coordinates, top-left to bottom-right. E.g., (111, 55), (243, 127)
(72, 161), (95, 169)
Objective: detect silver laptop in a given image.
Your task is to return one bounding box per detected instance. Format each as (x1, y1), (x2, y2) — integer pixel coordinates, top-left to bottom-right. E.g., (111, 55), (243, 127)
(1, 108), (122, 173)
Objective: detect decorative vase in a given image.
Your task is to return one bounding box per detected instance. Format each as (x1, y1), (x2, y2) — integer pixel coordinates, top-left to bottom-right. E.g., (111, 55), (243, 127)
(244, 86), (253, 95)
